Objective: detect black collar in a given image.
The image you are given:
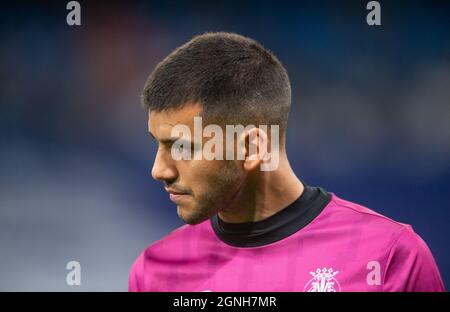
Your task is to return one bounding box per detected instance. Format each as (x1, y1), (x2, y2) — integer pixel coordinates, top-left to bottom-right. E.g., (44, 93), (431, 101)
(210, 184), (331, 247)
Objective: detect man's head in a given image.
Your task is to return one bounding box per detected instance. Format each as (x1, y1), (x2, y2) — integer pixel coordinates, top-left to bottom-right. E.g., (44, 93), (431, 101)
(143, 32), (292, 224)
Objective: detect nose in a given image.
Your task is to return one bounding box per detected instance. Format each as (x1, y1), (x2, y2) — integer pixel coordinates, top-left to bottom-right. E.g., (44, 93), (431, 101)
(151, 147), (178, 182)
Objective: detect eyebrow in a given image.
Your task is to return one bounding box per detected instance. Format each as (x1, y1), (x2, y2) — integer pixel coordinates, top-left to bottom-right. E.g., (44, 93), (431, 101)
(148, 131), (192, 146)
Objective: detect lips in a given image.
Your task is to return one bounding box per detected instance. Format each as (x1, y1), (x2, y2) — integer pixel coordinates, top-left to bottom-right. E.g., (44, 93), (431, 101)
(165, 188), (190, 202)
(169, 193), (189, 202)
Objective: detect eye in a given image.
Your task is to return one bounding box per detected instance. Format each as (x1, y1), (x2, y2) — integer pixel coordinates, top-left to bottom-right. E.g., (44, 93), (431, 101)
(175, 143), (192, 155)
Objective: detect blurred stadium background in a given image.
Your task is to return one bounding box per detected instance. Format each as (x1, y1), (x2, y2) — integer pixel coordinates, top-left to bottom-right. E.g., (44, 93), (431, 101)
(0, 0), (449, 291)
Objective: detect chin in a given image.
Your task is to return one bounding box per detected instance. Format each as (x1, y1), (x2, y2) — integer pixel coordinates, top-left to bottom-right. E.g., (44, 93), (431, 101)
(177, 205), (210, 225)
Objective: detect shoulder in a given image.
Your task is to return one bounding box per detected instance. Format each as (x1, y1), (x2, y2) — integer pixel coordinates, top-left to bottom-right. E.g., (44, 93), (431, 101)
(325, 193), (444, 291)
(326, 192), (413, 237)
(319, 192), (416, 259)
(128, 219), (212, 291)
(140, 219), (212, 258)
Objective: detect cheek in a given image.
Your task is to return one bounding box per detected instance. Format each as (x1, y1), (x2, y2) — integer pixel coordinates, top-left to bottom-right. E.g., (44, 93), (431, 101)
(174, 160), (204, 183)
(181, 160), (224, 190)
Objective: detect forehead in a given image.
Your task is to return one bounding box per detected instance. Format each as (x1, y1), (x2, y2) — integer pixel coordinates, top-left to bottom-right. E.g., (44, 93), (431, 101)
(148, 103), (203, 136)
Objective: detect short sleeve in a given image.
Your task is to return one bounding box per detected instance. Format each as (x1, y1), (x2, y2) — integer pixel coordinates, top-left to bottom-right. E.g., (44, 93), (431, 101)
(383, 226), (445, 292)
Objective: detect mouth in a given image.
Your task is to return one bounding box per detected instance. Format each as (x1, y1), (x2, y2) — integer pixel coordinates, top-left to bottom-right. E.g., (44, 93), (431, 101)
(165, 188), (190, 203)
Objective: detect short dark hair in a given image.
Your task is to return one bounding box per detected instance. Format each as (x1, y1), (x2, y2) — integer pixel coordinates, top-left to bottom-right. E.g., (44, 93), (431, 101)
(142, 32), (291, 136)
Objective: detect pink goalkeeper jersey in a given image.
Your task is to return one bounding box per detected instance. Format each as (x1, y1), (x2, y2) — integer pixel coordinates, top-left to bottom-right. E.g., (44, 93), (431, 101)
(129, 186), (445, 292)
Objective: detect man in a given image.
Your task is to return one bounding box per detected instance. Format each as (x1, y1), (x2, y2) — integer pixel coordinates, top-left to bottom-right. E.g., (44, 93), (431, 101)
(129, 32), (445, 292)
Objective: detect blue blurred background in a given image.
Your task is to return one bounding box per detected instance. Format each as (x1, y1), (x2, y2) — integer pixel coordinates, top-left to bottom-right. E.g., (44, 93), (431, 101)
(0, 0), (449, 291)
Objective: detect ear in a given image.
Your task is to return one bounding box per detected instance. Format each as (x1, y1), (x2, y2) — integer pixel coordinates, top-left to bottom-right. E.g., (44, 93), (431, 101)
(243, 127), (269, 171)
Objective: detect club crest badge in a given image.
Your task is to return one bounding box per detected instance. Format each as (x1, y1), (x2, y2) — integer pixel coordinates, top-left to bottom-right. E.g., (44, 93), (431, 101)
(303, 267), (341, 292)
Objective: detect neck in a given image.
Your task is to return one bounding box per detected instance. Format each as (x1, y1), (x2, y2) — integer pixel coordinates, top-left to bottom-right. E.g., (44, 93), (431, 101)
(217, 154), (304, 223)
